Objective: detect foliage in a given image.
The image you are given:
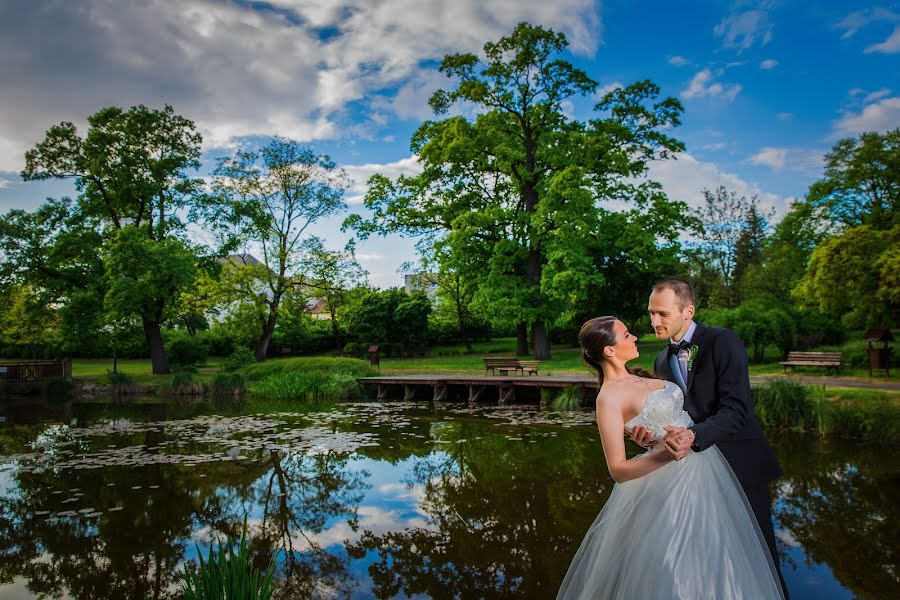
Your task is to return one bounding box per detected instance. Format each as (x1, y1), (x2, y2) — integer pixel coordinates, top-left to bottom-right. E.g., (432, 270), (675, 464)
(14, 104), (207, 374)
(806, 128), (899, 230)
(701, 303), (794, 362)
(752, 379), (816, 429)
(342, 288), (432, 356)
(345, 23), (685, 359)
(551, 386), (583, 411)
(208, 137), (349, 361)
(181, 520), (275, 600)
(688, 186), (772, 307)
(164, 330), (209, 366)
(223, 346), (255, 373)
(210, 373), (246, 405)
(794, 225), (900, 328)
(299, 236), (367, 348)
(240, 356), (376, 383)
(250, 370), (366, 403)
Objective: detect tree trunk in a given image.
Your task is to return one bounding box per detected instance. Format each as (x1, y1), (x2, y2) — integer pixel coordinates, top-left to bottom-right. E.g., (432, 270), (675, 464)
(516, 322), (529, 356)
(142, 316), (170, 375)
(532, 321), (551, 360)
(255, 311), (278, 362)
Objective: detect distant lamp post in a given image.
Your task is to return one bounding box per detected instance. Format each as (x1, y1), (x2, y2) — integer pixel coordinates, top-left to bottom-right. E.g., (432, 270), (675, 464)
(861, 329), (894, 377)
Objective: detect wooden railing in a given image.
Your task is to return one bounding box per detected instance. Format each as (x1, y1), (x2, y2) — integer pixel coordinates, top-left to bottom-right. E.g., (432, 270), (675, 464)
(0, 360), (69, 382)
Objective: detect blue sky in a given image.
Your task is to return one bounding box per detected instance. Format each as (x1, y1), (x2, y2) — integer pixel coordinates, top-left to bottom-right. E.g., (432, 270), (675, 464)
(1, 0), (898, 287)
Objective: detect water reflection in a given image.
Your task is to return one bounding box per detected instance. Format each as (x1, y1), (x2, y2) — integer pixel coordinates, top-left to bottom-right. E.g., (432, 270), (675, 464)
(0, 399), (895, 599)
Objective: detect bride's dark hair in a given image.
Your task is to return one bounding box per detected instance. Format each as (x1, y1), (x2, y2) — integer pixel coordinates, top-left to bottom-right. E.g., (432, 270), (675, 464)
(578, 316), (657, 388)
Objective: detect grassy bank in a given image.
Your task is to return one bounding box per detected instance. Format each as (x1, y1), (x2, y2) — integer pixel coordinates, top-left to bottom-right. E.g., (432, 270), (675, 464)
(752, 379), (900, 443)
(242, 357), (376, 402)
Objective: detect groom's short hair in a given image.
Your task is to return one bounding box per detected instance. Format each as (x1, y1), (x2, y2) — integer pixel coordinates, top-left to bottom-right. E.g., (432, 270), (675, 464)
(652, 277), (695, 310)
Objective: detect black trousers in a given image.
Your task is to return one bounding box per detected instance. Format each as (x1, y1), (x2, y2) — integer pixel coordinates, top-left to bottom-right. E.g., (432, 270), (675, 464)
(743, 481), (790, 599)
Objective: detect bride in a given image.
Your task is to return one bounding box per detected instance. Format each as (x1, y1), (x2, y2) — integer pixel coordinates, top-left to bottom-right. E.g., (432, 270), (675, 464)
(557, 316), (784, 599)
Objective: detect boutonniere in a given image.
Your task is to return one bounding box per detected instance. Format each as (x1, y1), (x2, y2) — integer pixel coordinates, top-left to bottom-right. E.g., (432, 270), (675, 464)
(687, 344), (699, 371)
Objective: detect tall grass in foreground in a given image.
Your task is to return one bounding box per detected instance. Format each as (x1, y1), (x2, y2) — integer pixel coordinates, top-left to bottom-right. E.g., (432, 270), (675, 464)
(752, 380), (900, 443)
(551, 386), (583, 411)
(182, 521), (275, 600)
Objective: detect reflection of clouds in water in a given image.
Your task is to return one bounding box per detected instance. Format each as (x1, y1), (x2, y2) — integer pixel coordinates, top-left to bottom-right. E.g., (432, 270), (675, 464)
(378, 481), (426, 506)
(291, 505), (431, 551)
(776, 528), (800, 548)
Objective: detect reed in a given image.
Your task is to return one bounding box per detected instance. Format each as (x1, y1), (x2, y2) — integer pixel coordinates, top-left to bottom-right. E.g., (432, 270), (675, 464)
(250, 370), (366, 402)
(181, 520), (276, 600)
(551, 386), (583, 411)
(752, 379), (816, 429)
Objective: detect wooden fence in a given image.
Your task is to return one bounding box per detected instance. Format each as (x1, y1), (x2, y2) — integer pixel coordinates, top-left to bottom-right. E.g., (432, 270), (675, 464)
(0, 359), (71, 383)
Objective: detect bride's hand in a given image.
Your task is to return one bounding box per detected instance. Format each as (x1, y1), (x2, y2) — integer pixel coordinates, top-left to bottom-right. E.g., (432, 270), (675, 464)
(626, 425), (655, 448)
(662, 426), (693, 460)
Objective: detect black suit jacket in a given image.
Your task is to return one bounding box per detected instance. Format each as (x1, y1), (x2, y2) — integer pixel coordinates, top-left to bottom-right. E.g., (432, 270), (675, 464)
(654, 322), (783, 489)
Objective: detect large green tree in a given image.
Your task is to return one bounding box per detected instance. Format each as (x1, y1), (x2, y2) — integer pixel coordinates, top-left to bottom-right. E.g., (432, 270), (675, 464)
(346, 23), (684, 359)
(807, 128), (899, 229)
(14, 105), (205, 373)
(794, 225), (900, 328)
(210, 138), (348, 361)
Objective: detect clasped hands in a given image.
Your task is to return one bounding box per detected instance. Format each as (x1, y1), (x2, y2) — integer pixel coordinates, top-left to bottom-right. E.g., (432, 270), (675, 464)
(627, 425), (695, 461)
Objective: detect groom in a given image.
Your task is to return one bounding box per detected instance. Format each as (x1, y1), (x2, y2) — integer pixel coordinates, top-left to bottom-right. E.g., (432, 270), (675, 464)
(633, 277), (789, 597)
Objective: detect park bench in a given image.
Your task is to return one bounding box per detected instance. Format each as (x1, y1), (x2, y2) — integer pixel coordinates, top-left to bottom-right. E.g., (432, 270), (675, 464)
(482, 357), (542, 376)
(483, 357), (523, 375)
(779, 351), (843, 375)
(518, 360), (541, 375)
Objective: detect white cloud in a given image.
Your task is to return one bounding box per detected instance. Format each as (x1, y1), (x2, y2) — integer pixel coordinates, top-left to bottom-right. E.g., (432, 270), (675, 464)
(748, 147), (786, 168)
(713, 7), (773, 52)
(701, 142), (727, 151)
(759, 59), (779, 69)
(343, 155), (423, 205)
(865, 25), (900, 54)
(592, 81), (623, 100)
(0, 0), (602, 171)
(668, 55), (689, 66)
(681, 69), (742, 102)
(864, 88), (892, 104)
(748, 146), (823, 174)
(833, 96), (900, 137)
(648, 152), (792, 218)
(776, 112), (793, 121)
(834, 8), (899, 40)
(356, 253), (385, 262)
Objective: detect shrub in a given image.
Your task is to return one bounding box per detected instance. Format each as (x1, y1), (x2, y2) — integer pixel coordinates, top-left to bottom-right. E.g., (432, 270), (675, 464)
(243, 356), (375, 402)
(166, 366), (203, 397)
(181, 520), (275, 600)
(166, 332), (209, 366)
(551, 386), (583, 411)
(223, 347), (255, 373)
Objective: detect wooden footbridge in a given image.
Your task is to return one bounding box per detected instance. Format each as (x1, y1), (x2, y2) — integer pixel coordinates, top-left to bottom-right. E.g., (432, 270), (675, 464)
(357, 373), (600, 405)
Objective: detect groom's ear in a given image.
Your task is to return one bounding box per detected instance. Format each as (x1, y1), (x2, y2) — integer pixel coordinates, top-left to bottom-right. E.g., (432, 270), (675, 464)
(685, 304), (695, 320)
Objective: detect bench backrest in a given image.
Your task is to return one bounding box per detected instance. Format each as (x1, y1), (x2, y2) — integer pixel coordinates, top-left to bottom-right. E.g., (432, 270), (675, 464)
(518, 360), (540, 368)
(785, 351), (843, 362)
(483, 357), (521, 366)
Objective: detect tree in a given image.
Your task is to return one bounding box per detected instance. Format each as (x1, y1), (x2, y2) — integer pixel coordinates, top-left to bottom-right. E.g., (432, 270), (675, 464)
(794, 225), (900, 328)
(299, 237), (367, 349)
(807, 128), (899, 230)
(346, 23), (684, 359)
(689, 186), (772, 307)
(210, 138), (349, 361)
(17, 105), (204, 373)
(740, 201), (832, 304)
(342, 289), (432, 356)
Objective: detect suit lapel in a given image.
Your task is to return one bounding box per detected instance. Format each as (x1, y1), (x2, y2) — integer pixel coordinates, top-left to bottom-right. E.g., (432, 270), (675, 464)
(685, 322), (706, 396)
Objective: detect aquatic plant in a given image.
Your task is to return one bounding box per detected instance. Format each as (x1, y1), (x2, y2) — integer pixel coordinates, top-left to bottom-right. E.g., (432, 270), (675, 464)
(752, 379), (815, 429)
(181, 520), (276, 600)
(552, 386), (584, 411)
(250, 370), (366, 403)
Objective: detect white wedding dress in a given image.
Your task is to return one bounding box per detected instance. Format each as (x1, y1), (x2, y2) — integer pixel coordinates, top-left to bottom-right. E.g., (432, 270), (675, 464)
(557, 381), (784, 599)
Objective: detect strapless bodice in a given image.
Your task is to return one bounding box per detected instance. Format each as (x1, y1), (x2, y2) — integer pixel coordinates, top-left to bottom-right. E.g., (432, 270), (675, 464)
(624, 381), (694, 441)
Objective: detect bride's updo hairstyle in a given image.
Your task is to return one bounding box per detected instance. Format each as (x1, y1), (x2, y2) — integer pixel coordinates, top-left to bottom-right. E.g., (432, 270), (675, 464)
(579, 316), (657, 389)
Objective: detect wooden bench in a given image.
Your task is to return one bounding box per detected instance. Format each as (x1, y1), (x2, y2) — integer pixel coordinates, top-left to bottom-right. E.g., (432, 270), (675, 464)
(518, 360), (541, 375)
(483, 357), (523, 375)
(779, 351), (843, 374)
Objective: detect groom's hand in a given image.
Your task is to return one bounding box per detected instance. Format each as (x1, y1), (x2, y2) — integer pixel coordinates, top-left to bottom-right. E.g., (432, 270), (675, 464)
(626, 425), (655, 448)
(663, 426), (694, 460)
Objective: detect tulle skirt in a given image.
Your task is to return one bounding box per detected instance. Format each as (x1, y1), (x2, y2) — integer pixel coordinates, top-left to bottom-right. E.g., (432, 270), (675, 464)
(557, 447), (784, 600)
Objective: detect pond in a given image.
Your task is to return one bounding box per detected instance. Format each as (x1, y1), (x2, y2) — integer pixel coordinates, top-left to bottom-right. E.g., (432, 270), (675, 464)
(0, 398), (896, 599)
